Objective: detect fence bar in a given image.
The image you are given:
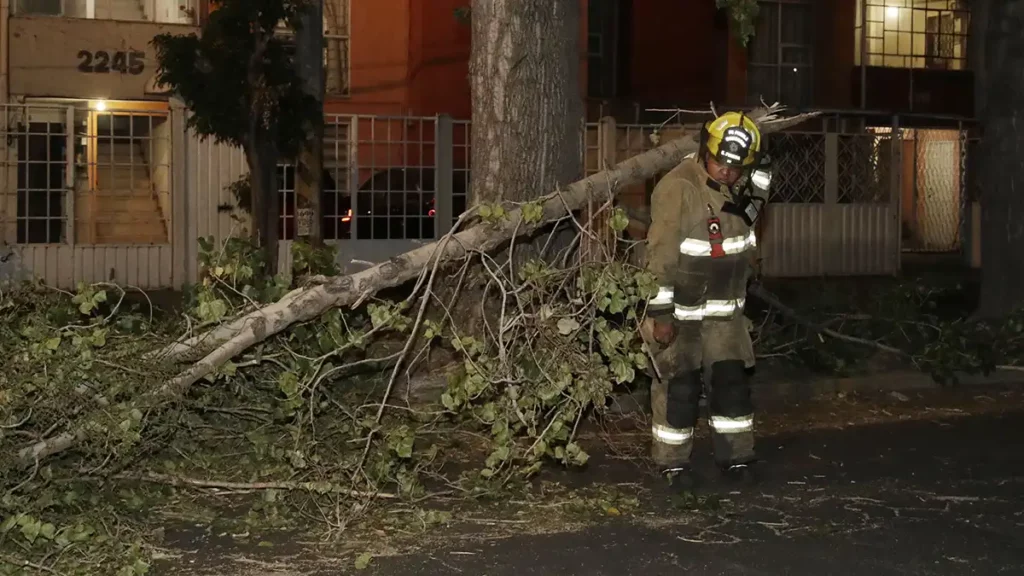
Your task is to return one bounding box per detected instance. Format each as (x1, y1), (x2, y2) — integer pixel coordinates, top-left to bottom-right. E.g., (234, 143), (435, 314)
(434, 115), (454, 238)
(890, 115), (902, 271)
(64, 106), (76, 247)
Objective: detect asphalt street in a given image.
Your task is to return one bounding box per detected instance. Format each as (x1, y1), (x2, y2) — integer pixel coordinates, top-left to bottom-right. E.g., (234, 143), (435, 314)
(369, 396), (1024, 576)
(162, 385), (1024, 576)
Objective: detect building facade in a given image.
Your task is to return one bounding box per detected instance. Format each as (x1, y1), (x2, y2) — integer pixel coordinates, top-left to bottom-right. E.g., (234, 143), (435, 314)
(0, 0), (977, 289)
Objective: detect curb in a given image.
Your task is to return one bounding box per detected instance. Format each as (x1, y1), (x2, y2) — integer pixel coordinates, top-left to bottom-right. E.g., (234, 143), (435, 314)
(606, 369), (1024, 415)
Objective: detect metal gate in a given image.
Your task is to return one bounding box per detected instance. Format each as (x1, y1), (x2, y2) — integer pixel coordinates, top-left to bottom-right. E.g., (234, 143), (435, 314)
(1, 101), (180, 289)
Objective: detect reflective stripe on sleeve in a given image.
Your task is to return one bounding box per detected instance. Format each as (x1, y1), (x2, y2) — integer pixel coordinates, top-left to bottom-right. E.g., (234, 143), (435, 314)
(751, 169), (772, 190)
(679, 230), (757, 257)
(649, 286), (675, 306)
(710, 415), (754, 434)
(652, 424), (694, 446)
(673, 298), (746, 321)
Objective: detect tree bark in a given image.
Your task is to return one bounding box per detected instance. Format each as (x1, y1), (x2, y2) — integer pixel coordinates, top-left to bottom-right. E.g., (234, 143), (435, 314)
(246, 137), (281, 277)
(246, 32), (282, 276)
(468, 0), (583, 206)
(977, 0), (1024, 317)
(25, 107), (817, 467)
(294, 0), (325, 244)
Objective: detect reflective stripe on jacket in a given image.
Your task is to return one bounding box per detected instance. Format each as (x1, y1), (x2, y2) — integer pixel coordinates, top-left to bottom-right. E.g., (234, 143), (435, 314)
(643, 157), (759, 322)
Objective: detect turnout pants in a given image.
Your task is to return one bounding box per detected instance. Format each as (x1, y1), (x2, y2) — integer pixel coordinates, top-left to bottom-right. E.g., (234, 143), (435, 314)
(649, 317), (756, 468)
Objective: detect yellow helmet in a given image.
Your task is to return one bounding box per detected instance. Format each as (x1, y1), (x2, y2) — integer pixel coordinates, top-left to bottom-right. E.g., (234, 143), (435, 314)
(700, 111), (762, 168)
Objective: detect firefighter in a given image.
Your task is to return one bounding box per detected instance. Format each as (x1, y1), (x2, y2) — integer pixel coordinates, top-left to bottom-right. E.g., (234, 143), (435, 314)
(641, 111), (773, 491)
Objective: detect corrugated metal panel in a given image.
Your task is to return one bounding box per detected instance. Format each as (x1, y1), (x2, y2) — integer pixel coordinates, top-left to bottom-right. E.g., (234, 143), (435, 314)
(831, 204), (899, 275)
(759, 204), (825, 277)
(2, 244), (173, 290)
(186, 134), (248, 284)
(758, 203), (897, 277)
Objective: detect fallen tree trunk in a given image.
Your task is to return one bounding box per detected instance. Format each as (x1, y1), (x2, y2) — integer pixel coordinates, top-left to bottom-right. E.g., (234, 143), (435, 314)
(20, 105), (818, 466)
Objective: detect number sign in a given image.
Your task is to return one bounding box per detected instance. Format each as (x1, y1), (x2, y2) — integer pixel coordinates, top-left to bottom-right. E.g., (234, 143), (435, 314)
(77, 50), (146, 75)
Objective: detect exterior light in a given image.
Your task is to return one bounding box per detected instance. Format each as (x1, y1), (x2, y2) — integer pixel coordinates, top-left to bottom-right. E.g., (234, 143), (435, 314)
(92, 100), (107, 111)
(886, 6), (899, 18)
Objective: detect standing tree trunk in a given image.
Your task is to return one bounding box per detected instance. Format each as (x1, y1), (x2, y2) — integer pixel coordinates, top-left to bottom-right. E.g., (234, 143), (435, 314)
(977, 0), (1024, 317)
(247, 135), (281, 277)
(469, 0), (583, 208)
(294, 0), (325, 245)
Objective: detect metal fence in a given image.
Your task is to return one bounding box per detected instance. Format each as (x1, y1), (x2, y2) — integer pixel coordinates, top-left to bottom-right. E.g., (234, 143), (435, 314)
(899, 127), (970, 252)
(1, 103), (172, 247)
(1, 104), (974, 289)
(1, 102), (177, 289)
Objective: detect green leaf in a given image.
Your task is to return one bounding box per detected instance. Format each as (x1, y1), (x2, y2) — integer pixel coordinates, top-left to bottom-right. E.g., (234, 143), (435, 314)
(198, 298), (228, 322)
(609, 208), (630, 232)
(39, 523), (56, 540)
(557, 318), (581, 335)
(133, 559), (151, 575)
(393, 432), (415, 459)
(609, 357), (636, 384)
(355, 553), (373, 570)
(485, 445), (510, 469)
(44, 336), (62, 351)
(565, 442), (590, 466)
(441, 392), (459, 411)
(0, 515), (20, 533)
(522, 201), (544, 224)
(20, 518), (41, 544)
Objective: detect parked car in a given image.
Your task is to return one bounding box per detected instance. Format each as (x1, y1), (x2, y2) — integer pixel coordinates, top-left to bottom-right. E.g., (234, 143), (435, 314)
(280, 166), (469, 241)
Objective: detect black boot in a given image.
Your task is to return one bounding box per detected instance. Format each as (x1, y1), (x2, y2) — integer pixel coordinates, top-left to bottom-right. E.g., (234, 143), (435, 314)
(663, 466), (699, 494)
(720, 462), (759, 486)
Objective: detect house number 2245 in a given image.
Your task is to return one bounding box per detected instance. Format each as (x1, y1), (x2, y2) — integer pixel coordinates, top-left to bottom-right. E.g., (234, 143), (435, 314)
(77, 50), (146, 75)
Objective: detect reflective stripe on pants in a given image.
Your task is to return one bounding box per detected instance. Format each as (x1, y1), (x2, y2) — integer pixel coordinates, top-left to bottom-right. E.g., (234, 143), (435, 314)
(652, 423), (694, 446)
(673, 298), (746, 321)
(710, 414), (754, 434)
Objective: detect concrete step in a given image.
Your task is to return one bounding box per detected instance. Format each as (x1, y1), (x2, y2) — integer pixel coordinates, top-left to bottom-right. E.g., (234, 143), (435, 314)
(90, 195), (160, 213)
(93, 213), (168, 243)
(95, 179), (154, 190)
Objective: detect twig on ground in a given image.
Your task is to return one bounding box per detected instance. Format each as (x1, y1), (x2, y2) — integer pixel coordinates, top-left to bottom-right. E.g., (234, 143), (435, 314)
(0, 555), (65, 576)
(110, 472), (399, 499)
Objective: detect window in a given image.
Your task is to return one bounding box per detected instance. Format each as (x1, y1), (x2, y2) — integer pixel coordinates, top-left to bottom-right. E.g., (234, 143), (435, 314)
(855, 0), (970, 70)
(278, 120), (352, 241)
(13, 0), (196, 23)
(274, 0), (351, 96)
(79, 110), (172, 245)
(587, 0), (621, 98)
(14, 0), (61, 16)
(14, 120), (67, 244)
(747, 0), (815, 108)
(325, 0), (351, 96)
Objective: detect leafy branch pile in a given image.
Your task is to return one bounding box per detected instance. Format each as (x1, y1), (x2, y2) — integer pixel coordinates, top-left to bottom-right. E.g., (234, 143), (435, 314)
(749, 276), (1024, 383)
(0, 204), (653, 574)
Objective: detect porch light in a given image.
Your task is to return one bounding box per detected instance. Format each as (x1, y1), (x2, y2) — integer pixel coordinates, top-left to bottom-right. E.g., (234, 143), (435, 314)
(886, 6), (899, 18)
(92, 100), (107, 111)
